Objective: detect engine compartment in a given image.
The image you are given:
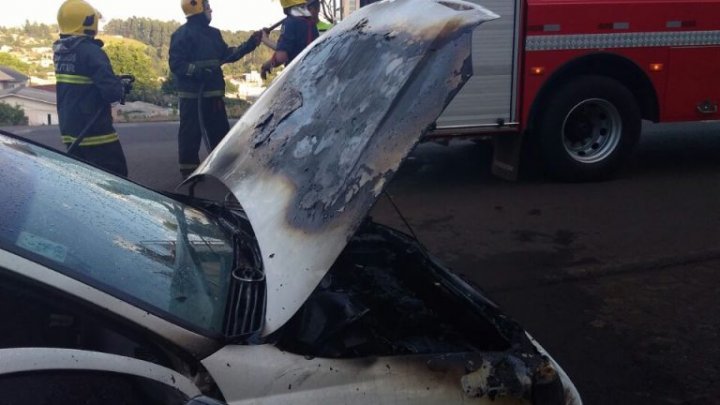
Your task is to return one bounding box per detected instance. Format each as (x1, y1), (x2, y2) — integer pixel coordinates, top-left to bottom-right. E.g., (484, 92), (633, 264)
(275, 221), (514, 358)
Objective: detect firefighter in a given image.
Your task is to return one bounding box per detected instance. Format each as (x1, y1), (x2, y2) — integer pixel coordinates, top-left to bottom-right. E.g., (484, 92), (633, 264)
(308, 0), (333, 33)
(170, 0), (263, 179)
(261, 0), (320, 79)
(54, 0), (130, 177)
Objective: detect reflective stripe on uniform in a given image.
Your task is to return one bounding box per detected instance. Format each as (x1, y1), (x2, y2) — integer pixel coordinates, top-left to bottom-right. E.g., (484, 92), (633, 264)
(186, 59), (221, 76)
(526, 30), (720, 51)
(56, 74), (93, 84)
(317, 21), (333, 32)
(193, 59), (221, 68)
(62, 133), (119, 146)
(177, 90), (226, 99)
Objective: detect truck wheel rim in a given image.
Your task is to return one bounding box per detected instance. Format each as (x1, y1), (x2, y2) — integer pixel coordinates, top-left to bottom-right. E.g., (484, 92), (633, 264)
(561, 98), (622, 164)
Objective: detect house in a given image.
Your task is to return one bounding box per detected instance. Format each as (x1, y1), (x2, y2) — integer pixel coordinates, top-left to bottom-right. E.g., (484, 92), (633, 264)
(0, 66), (29, 90)
(231, 70), (266, 101)
(0, 86), (57, 126)
(30, 47), (55, 69)
(28, 76), (56, 86)
(242, 71), (263, 86)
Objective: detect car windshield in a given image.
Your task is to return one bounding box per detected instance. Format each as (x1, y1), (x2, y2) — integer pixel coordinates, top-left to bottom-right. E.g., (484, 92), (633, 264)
(0, 135), (234, 334)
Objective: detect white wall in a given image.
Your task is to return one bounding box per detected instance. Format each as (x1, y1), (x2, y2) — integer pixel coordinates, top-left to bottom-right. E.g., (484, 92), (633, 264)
(1, 96), (58, 126)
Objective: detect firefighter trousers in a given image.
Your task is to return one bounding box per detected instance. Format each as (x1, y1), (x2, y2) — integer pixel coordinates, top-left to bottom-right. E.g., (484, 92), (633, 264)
(67, 140), (128, 177)
(178, 96), (230, 175)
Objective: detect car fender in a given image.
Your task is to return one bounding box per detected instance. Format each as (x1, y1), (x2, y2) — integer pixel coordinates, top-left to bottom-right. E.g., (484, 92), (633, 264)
(525, 334), (583, 405)
(204, 345), (556, 405)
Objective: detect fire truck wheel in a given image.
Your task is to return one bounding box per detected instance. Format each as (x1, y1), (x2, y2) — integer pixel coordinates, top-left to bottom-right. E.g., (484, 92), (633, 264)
(536, 75), (641, 181)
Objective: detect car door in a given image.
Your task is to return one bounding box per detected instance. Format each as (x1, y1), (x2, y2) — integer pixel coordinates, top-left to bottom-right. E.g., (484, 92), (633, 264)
(0, 261), (225, 405)
(0, 347), (201, 405)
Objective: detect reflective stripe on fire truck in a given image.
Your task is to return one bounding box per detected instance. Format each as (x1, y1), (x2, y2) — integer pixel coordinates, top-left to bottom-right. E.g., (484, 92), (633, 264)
(526, 30), (720, 51)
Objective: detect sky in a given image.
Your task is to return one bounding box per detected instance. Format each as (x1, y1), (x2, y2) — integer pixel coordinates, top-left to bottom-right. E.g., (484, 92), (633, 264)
(0, 0), (286, 32)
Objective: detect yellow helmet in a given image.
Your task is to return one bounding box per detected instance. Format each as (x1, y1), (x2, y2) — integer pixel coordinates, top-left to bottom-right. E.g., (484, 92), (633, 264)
(281, 0), (306, 9)
(181, 0), (207, 17)
(57, 0), (102, 36)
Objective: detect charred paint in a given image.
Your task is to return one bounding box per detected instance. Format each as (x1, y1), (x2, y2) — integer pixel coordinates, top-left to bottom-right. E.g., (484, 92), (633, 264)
(187, 0), (499, 335)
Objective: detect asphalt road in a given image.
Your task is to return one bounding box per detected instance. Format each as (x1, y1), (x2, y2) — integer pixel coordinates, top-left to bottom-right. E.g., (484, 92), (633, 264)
(7, 120), (720, 405)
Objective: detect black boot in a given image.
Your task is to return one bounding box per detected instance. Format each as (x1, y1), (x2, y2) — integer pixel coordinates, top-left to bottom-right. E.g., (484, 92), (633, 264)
(180, 169), (194, 179)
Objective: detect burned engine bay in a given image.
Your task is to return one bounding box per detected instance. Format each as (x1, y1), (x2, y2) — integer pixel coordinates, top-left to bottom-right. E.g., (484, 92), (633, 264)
(189, 194), (568, 402)
(274, 221), (535, 359)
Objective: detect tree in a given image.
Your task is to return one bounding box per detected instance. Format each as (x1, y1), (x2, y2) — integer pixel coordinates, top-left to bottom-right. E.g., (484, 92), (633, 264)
(0, 52), (31, 76)
(102, 17), (269, 79)
(161, 73), (178, 96)
(225, 79), (239, 95)
(103, 38), (156, 84)
(22, 21), (55, 41)
(220, 30), (276, 78)
(224, 98), (251, 119)
(102, 37), (165, 104)
(104, 17), (180, 60)
(0, 102), (28, 126)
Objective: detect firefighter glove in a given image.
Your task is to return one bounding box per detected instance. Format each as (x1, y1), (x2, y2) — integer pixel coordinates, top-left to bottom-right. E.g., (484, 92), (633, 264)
(261, 60), (273, 80)
(249, 30), (263, 48)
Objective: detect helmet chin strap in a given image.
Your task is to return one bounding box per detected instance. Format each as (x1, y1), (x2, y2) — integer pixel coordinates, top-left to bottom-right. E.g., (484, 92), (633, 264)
(289, 5), (312, 17)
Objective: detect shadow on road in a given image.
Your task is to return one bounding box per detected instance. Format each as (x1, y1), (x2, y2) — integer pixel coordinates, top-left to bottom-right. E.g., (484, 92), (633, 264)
(371, 121), (720, 405)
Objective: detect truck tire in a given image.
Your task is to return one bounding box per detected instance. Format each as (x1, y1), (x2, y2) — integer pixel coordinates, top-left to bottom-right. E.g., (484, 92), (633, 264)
(535, 75), (641, 181)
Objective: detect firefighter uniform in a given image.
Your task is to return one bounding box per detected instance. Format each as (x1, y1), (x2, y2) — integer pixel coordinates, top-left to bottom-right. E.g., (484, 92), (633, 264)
(261, 0), (319, 79)
(54, 0), (128, 177)
(169, 1), (261, 177)
(277, 15), (320, 64)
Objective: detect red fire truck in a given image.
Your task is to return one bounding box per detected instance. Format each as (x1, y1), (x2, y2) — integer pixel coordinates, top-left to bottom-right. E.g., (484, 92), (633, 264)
(418, 0), (720, 181)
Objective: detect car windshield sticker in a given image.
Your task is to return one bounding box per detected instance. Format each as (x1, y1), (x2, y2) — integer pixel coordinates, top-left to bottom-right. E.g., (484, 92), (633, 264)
(17, 231), (68, 263)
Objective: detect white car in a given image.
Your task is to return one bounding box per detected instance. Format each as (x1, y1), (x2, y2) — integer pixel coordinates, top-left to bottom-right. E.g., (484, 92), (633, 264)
(0, 0), (580, 404)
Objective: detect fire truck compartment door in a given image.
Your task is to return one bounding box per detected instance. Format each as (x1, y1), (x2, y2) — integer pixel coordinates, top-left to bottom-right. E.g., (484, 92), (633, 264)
(434, 0), (519, 129)
(664, 46), (720, 121)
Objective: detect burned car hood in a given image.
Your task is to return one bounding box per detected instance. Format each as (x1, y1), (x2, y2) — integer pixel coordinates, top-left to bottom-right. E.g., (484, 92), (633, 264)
(184, 0), (499, 335)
